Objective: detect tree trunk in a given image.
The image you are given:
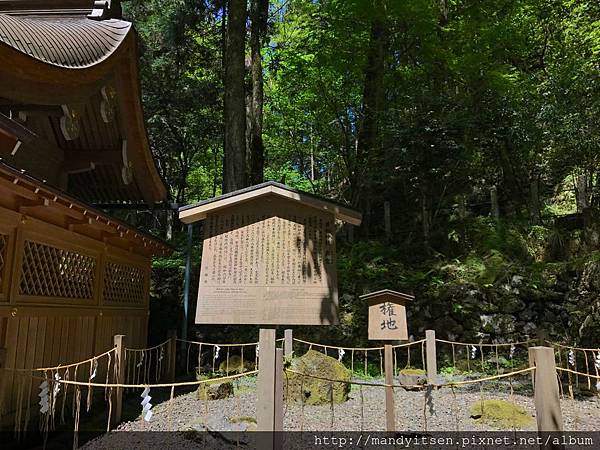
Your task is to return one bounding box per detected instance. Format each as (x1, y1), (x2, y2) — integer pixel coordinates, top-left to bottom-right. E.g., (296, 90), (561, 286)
(576, 173), (588, 213)
(490, 185), (500, 220)
(223, 0), (248, 193)
(248, 0), (269, 186)
(530, 178), (540, 224)
(354, 1), (387, 233)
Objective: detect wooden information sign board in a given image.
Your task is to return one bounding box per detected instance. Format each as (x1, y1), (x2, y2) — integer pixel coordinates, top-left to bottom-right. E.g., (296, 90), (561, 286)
(363, 289), (413, 341)
(179, 182), (361, 443)
(179, 182), (361, 325)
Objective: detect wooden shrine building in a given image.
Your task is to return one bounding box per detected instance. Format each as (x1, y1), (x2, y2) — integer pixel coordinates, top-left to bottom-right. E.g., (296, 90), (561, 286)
(0, 0), (170, 422)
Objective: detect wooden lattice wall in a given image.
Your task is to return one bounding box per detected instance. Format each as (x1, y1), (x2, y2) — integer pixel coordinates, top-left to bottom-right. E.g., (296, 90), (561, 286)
(0, 206), (152, 424)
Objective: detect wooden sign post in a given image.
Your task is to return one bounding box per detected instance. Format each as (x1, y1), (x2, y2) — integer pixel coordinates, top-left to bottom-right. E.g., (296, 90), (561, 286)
(179, 182), (361, 446)
(361, 289), (414, 432)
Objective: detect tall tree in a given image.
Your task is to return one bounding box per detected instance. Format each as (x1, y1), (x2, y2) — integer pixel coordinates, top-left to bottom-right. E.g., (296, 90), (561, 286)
(354, 1), (387, 232)
(248, 0), (269, 185)
(223, 0), (248, 193)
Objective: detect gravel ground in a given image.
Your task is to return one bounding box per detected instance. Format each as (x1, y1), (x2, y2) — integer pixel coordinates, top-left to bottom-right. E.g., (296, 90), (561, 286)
(83, 375), (600, 449)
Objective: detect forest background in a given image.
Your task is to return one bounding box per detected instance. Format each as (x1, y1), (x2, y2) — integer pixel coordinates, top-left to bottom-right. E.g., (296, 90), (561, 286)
(119, 0), (600, 348)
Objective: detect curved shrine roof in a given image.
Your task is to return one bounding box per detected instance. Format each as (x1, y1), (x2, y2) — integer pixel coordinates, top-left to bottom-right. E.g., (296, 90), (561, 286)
(0, 13), (131, 68)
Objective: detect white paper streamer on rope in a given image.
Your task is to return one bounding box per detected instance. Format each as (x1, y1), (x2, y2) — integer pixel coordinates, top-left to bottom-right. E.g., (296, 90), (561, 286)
(338, 349), (345, 362)
(53, 372), (61, 397)
(90, 359), (98, 380)
(140, 387), (153, 422)
(137, 352), (145, 368)
(470, 345), (477, 360)
(509, 344), (515, 360)
(39, 380), (49, 414)
(595, 352), (600, 370)
(159, 347), (164, 362)
(256, 344), (259, 357)
(214, 345), (221, 360)
(568, 350), (575, 367)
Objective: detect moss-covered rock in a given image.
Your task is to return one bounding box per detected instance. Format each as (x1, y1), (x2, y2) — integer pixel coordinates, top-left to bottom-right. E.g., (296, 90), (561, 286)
(285, 350), (351, 405)
(470, 399), (534, 429)
(399, 368), (427, 390)
(197, 374), (234, 400)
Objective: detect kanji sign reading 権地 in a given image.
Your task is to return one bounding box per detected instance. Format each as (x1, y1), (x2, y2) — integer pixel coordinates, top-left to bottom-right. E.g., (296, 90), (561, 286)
(363, 290), (413, 340)
(179, 182), (361, 325)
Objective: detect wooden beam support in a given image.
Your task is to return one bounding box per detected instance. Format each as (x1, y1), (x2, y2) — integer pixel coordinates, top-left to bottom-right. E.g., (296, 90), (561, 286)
(18, 197), (50, 215)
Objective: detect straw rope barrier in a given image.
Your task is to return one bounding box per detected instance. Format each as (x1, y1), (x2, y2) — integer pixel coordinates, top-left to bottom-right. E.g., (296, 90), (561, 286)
(285, 366), (535, 389)
(292, 337), (425, 351)
(176, 337), (260, 347)
(125, 339), (171, 352)
(24, 369), (259, 389)
(557, 367), (600, 380)
(545, 340), (600, 352)
(435, 338), (534, 347)
(0, 348), (116, 373)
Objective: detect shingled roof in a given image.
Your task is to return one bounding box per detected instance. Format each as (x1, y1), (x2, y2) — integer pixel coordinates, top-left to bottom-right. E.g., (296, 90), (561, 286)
(0, 0), (168, 206)
(0, 14), (131, 68)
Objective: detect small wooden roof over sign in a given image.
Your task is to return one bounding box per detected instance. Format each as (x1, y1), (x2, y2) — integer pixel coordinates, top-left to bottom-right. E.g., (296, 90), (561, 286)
(361, 289), (414, 341)
(179, 181), (362, 225)
(359, 289), (415, 302)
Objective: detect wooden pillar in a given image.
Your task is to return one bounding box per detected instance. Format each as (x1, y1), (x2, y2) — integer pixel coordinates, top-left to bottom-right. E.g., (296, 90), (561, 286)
(167, 329), (177, 382)
(274, 348), (284, 448)
(425, 330), (437, 385)
(384, 343), (395, 431)
(257, 328), (277, 449)
(284, 329), (293, 358)
(257, 329), (276, 431)
(112, 334), (125, 426)
(384, 201), (391, 242)
(529, 346), (563, 432)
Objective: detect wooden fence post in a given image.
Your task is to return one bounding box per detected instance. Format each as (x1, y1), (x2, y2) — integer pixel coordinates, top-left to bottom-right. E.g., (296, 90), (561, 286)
(384, 343), (395, 431)
(425, 330), (437, 385)
(274, 348), (284, 449)
(112, 334), (125, 426)
(257, 328), (277, 449)
(167, 329), (177, 382)
(284, 329), (293, 358)
(529, 346), (563, 432)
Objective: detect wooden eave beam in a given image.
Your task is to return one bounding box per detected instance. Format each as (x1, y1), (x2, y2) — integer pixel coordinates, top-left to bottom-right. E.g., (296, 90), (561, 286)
(0, 112), (37, 144)
(0, 165), (171, 256)
(0, 176), (38, 200)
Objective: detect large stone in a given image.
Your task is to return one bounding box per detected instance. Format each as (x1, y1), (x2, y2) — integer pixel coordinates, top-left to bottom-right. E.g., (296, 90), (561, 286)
(398, 368), (427, 391)
(197, 376), (234, 400)
(285, 350), (351, 405)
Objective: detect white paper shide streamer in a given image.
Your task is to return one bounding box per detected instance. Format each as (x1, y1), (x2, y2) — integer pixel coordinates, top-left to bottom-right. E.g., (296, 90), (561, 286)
(39, 380), (49, 414)
(140, 387), (153, 422)
(214, 345), (221, 360)
(568, 349), (575, 367)
(338, 348), (345, 362)
(470, 345), (477, 360)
